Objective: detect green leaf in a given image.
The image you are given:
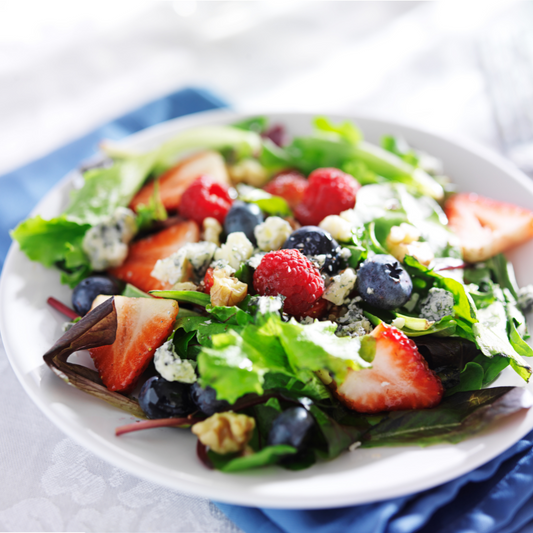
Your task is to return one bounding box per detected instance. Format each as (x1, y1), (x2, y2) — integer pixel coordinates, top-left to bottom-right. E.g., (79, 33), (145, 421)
(12, 215), (90, 268)
(313, 116), (363, 144)
(149, 290), (211, 306)
(134, 180), (168, 230)
(208, 445), (297, 472)
(197, 331), (266, 402)
(445, 362), (485, 396)
(362, 387), (530, 447)
(64, 153), (156, 226)
(122, 284), (151, 298)
(206, 305), (253, 326)
(233, 116), (269, 134)
(278, 319), (374, 383)
(237, 184), (292, 216)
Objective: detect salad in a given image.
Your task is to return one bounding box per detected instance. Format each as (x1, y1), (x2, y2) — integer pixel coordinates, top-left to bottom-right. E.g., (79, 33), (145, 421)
(11, 115), (533, 473)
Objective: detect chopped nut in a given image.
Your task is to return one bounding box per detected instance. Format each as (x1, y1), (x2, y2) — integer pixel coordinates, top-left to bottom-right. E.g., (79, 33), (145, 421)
(319, 215), (353, 242)
(173, 281), (198, 291)
(210, 267), (248, 307)
(228, 159), (269, 187)
(386, 223), (434, 267)
(203, 217), (223, 246)
(192, 412), (256, 454)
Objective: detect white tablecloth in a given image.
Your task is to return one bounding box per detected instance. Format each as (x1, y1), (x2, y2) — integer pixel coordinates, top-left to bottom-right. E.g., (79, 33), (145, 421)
(0, 2), (525, 531)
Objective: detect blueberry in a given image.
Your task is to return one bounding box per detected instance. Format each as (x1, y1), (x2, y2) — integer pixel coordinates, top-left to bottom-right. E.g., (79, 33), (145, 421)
(267, 407), (315, 450)
(356, 254), (412, 310)
(138, 377), (195, 419)
(190, 383), (231, 416)
(282, 226), (341, 274)
(224, 201), (264, 244)
(72, 275), (120, 316)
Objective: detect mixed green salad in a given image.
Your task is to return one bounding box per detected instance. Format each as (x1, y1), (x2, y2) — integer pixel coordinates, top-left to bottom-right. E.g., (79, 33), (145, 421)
(12, 115), (533, 473)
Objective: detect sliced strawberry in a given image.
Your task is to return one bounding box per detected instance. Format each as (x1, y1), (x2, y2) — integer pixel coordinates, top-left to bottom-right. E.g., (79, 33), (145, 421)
(129, 151), (230, 213)
(108, 220), (199, 292)
(445, 193), (533, 263)
(89, 295), (179, 392)
(335, 323), (443, 413)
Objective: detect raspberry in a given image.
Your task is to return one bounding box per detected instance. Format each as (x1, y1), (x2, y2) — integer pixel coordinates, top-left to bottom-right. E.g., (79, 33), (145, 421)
(294, 168), (360, 226)
(253, 249), (325, 316)
(180, 176), (232, 225)
(264, 171), (308, 210)
(202, 267), (215, 294)
(300, 298), (328, 320)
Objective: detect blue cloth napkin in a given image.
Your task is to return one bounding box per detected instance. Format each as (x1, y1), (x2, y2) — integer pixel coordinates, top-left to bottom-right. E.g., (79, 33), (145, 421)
(3, 87), (533, 533)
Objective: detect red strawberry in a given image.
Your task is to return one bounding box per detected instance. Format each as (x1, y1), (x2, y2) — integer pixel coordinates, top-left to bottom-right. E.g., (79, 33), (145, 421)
(129, 151), (230, 213)
(335, 323), (443, 413)
(264, 171), (308, 209)
(108, 220), (199, 292)
(89, 295), (179, 392)
(445, 193), (533, 263)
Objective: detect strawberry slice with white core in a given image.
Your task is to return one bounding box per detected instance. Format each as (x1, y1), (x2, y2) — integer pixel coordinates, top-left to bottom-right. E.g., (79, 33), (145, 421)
(89, 295), (179, 392)
(335, 323), (443, 413)
(445, 193), (533, 263)
(108, 220), (199, 292)
(129, 151), (230, 213)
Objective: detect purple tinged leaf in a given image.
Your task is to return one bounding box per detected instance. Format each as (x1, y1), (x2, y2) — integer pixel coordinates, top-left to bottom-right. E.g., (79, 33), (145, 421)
(43, 297), (145, 418)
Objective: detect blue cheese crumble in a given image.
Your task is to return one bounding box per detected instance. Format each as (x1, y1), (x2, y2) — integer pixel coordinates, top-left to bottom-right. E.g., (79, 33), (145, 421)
(154, 340), (197, 383)
(214, 232), (254, 269)
(323, 268), (357, 305)
(82, 207), (137, 270)
(336, 298), (373, 337)
(419, 288), (454, 322)
(152, 241), (217, 285)
(254, 216), (292, 252)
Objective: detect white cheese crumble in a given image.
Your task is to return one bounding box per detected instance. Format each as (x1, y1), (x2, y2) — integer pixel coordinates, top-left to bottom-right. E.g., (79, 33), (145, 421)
(254, 216), (292, 252)
(202, 217), (223, 246)
(323, 268), (357, 306)
(247, 252), (266, 270)
(152, 241), (217, 285)
(319, 215), (353, 242)
(419, 288), (454, 322)
(173, 282), (198, 291)
(214, 232), (254, 270)
(154, 340), (197, 383)
(82, 207), (137, 270)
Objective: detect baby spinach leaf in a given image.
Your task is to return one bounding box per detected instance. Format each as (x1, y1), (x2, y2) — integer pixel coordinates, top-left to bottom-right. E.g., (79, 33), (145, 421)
(208, 445), (297, 472)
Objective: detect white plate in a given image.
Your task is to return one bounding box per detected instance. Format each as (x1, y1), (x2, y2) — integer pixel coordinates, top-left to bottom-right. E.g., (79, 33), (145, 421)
(2, 110), (533, 510)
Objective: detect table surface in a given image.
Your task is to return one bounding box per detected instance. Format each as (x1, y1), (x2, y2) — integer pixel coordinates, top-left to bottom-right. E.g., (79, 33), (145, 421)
(0, 1), (527, 531)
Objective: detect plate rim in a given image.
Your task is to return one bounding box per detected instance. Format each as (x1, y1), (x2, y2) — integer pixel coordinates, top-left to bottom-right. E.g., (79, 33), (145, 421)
(2, 108), (533, 509)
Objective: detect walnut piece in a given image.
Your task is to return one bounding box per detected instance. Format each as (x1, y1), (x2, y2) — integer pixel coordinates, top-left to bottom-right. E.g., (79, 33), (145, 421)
(192, 412), (256, 454)
(386, 223), (434, 267)
(210, 267), (248, 307)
